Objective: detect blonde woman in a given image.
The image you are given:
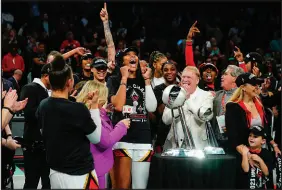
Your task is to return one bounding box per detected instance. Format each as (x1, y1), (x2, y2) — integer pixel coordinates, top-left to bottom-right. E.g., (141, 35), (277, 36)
(76, 80), (130, 189)
(225, 73), (281, 188)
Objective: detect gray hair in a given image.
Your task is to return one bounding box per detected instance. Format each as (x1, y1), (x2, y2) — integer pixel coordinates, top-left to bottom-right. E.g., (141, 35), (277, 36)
(226, 65), (244, 78)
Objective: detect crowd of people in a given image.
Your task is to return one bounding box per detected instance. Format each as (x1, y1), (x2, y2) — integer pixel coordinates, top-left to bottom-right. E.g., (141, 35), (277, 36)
(1, 2), (281, 190)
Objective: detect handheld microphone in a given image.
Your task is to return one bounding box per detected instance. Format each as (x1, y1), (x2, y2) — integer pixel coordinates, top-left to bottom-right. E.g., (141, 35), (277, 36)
(122, 99), (134, 119)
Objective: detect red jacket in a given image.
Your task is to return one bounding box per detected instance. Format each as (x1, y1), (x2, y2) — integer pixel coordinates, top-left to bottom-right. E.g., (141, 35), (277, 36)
(2, 53), (25, 73)
(185, 41), (196, 67)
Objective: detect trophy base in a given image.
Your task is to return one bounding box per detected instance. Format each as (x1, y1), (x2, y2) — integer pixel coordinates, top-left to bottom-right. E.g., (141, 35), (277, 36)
(161, 148), (205, 158)
(204, 146), (225, 155)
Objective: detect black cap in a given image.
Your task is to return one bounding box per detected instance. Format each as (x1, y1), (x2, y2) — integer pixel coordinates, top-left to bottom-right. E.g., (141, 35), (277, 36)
(81, 53), (93, 61)
(244, 52), (263, 64)
(116, 46), (139, 66)
(41, 63), (51, 75)
(235, 73), (262, 87)
(161, 60), (177, 70)
(91, 58), (107, 69)
(198, 63), (218, 75)
(249, 126), (267, 138)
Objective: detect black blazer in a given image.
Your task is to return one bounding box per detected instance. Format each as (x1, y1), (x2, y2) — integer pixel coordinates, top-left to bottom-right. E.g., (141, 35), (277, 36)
(225, 102), (273, 154)
(20, 82), (49, 141)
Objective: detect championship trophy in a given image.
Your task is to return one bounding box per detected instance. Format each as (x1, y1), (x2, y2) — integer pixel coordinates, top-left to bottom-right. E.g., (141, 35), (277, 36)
(203, 119), (225, 155)
(161, 85), (205, 158)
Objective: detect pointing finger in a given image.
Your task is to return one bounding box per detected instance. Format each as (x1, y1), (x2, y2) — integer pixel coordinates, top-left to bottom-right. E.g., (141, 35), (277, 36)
(104, 2), (107, 10)
(192, 20), (197, 27)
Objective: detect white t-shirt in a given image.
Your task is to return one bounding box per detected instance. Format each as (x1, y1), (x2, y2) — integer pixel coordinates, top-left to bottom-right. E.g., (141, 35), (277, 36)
(152, 77), (165, 89)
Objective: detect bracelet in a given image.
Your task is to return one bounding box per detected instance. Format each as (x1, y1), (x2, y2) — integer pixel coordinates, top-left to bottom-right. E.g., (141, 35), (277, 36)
(6, 134), (12, 138)
(3, 107), (15, 115)
(120, 82), (127, 86)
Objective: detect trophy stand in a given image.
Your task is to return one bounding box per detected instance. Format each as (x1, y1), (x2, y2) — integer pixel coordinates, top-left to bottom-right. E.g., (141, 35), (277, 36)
(203, 121), (225, 155)
(161, 107), (205, 159)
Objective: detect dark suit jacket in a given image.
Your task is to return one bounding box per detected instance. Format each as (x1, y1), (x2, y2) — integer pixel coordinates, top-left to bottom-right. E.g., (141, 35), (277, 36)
(212, 90), (228, 142)
(20, 82), (49, 141)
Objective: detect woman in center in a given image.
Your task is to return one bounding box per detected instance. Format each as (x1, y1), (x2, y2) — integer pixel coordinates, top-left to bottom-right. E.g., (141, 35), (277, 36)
(76, 80), (130, 189)
(107, 46), (157, 189)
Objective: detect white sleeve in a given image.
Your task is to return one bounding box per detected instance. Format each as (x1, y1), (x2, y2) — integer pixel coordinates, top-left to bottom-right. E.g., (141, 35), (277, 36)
(186, 92), (214, 122)
(145, 85), (157, 112)
(86, 109), (102, 144)
(162, 106), (180, 125)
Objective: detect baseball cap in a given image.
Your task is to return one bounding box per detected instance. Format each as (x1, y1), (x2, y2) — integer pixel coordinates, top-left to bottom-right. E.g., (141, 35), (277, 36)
(198, 63), (219, 75)
(116, 46), (139, 66)
(244, 52), (263, 64)
(81, 53), (93, 61)
(235, 73), (262, 87)
(249, 125), (267, 138)
(41, 63), (51, 75)
(91, 58), (107, 69)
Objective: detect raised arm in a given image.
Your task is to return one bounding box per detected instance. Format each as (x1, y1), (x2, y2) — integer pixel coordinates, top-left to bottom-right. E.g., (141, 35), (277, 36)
(185, 21), (200, 67)
(234, 46), (247, 72)
(100, 3), (116, 65)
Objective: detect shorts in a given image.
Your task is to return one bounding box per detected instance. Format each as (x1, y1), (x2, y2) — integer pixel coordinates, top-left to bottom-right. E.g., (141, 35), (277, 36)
(49, 169), (99, 189)
(113, 149), (154, 162)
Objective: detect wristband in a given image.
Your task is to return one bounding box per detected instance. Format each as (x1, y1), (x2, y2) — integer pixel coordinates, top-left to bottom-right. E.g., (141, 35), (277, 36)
(6, 134), (12, 138)
(120, 82), (127, 86)
(3, 107), (15, 115)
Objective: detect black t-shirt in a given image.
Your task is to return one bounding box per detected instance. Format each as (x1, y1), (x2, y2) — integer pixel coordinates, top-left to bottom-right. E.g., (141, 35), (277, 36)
(108, 76), (151, 144)
(32, 51), (47, 79)
(36, 97), (97, 175)
(240, 148), (274, 189)
(73, 72), (93, 87)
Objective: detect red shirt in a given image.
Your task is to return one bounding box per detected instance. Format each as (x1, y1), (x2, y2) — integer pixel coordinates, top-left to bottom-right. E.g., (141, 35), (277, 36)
(2, 53), (25, 73)
(60, 40), (81, 53)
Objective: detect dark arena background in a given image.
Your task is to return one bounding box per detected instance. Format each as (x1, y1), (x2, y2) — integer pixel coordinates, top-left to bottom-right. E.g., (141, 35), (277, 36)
(1, 1), (281, 189)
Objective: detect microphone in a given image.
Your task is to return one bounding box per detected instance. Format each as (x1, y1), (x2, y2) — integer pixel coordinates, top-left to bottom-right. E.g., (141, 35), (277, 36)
(123, 105), (134, 119)
(122, 99), (134, 119)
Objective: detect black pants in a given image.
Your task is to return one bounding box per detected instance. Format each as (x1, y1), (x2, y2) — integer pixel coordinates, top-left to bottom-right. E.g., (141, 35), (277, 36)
(23, 149), (50, 189)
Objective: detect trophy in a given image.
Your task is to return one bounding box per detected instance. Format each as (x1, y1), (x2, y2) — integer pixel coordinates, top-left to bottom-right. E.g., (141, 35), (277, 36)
(204, 119), (225, 155)
(161, 85), (205, 158)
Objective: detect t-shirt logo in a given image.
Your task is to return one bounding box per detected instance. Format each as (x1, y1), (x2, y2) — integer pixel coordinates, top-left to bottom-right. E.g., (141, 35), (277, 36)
(131, 90), (139, 102)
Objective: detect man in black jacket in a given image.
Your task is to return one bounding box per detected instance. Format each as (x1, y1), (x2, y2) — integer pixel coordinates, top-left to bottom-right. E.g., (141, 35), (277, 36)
(20, 64), (51, 189)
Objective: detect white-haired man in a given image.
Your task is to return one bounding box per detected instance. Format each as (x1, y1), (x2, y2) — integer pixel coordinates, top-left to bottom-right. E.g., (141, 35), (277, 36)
(162, 66), (214, 150)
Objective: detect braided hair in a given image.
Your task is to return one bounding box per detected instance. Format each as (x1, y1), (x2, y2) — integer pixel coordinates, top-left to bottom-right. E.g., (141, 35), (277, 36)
(149, 51), (167, 78)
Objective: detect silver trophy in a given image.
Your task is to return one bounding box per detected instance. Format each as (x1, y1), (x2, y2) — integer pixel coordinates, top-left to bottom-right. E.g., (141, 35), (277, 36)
(161, 85), (205, 158)
(202, 109), (225, 155)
